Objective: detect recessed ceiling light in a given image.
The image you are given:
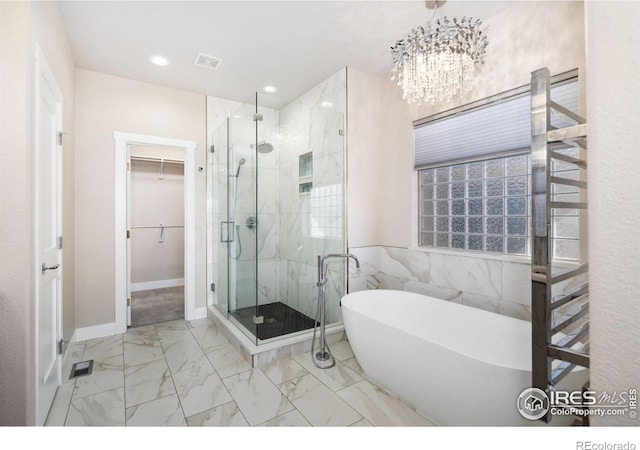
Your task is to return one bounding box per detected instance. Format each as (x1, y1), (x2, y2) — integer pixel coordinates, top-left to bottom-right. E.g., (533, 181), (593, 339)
(263, 85), (278, 93)
(321, 101), (333, 108)
(151, 55), (170, 66)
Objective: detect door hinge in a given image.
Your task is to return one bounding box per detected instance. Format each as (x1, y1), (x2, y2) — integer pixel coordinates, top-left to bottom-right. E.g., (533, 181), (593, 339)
(253, 113), (263, 122)
(338, 129), (344, 136)
(57, 339), (67, 355)
(210, 144), (215, 153)
(210, 283), (216, 292)
(127, 298), (131, 307)
(57, 131), (63, 145)
(253, 315), (264, 324)
(127, 230), (130, 239)
(57, 236), (63, 249)
(127, 162), (131, 171)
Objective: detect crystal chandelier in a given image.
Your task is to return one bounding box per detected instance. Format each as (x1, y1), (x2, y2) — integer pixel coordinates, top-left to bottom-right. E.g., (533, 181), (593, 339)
(391, 2), (488, 104)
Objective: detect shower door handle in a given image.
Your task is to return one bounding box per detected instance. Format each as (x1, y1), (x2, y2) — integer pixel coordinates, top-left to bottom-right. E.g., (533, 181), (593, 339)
(220, 221), (235, 243)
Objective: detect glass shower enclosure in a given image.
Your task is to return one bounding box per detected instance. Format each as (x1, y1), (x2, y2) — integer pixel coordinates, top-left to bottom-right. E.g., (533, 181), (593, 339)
(211, 92), (346, 345)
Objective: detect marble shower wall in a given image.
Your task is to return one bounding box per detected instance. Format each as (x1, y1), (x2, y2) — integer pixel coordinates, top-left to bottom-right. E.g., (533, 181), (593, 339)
(348, 246), (535, 322)
(277, 68), (347, 324)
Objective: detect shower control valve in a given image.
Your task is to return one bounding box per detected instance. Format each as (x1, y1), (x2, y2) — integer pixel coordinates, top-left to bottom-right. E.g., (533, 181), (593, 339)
(245, 216), (257, 230)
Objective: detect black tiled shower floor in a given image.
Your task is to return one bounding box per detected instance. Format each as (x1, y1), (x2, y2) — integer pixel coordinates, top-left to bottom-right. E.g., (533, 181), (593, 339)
(230, 302), (316, 340)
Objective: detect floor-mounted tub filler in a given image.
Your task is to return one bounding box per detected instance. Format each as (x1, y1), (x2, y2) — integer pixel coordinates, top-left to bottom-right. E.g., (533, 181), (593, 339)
(341, 289), (589, 426)
(313, 253), (360, 369)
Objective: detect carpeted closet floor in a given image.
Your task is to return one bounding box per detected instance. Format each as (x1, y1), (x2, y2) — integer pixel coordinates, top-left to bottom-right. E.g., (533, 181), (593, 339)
(130, 286), (184, 327)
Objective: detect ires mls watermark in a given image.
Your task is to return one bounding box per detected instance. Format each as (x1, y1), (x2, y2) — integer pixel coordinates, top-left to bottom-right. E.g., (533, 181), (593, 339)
(516, 387), (638, 420)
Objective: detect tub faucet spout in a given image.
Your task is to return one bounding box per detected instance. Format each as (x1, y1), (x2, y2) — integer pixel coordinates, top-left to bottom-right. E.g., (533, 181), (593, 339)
(321, 253), (360, 278)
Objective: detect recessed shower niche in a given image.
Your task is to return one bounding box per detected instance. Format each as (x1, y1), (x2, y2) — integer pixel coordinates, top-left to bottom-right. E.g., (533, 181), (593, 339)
(299, 151), (313, 194)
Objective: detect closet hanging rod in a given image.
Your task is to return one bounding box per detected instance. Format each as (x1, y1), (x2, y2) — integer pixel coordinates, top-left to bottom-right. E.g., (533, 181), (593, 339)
(130, 225), (184, 229)
(130, 155), (184, 164)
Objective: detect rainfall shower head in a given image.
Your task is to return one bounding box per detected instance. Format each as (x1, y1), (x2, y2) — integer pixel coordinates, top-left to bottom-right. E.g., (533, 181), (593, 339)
(255, 141), (274, 154)
(233, 158), (246, 177)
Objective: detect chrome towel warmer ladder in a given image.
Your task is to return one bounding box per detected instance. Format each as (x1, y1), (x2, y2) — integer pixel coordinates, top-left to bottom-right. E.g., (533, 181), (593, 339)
(531, 67), (590, 424)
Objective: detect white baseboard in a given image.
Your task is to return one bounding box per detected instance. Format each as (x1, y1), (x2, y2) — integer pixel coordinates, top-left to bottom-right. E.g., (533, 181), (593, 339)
(75, 322), (118, 342)
(189, 307), (208, 321)
(131, 278), (184, 292)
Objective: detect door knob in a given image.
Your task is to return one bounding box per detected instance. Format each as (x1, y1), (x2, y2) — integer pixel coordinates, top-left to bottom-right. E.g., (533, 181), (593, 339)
(41, 263), (60, 275)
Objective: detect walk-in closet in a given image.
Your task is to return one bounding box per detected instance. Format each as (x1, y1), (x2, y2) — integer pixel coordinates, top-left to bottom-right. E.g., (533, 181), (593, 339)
(128, 145), (185, 327)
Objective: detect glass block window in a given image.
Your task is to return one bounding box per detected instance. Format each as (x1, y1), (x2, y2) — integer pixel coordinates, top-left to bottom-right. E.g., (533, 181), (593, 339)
(420, 155), (531, 256)
(420, 153), (580, 260)
(550, 146), (582, 261)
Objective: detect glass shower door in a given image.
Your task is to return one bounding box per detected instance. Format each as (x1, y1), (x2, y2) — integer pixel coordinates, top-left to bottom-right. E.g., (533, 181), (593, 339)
(227, 94), (259, 344)
(211, 116), (229, 318)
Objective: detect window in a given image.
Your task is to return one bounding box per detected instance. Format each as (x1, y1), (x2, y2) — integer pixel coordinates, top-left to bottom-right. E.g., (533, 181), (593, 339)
(415, 74), (581, 261)
(549, 147), (582, 261)
(419, 155), (531, 256)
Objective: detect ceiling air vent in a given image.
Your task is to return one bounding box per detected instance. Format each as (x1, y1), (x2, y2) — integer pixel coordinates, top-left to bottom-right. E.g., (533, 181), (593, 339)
(194, 52), (222, 71)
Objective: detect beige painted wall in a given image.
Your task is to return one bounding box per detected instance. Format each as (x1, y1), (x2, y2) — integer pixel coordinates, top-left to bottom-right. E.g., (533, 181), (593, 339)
(74, 69), (206, 329)
(377, 0), (587, 248)
(412, 1), (586, 121)
(0, 1), (75, 425)
(586, 1), (640, 426)
(346, 67), (414, 249)
(346, 67), (381, 248)
(0, 1), (34, 427)
(347, 1), (585, 250)
(378, 76), (415, 247)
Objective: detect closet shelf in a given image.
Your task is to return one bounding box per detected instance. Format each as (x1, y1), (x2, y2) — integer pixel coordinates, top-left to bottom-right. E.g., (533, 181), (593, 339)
(131, 225), (184, 229)
(130, 155), (184, 164)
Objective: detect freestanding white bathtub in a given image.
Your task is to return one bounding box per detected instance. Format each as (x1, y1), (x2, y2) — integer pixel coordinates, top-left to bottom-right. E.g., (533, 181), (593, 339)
(341, 289), (588, 426)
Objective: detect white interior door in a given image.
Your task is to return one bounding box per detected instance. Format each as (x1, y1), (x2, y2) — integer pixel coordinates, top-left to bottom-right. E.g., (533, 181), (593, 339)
(35, 46), (63, 426)
(126, 144), (132, 326)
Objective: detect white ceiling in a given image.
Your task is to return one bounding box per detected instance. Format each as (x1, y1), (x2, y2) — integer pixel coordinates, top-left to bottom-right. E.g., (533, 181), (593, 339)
(58, 0), (518, 109)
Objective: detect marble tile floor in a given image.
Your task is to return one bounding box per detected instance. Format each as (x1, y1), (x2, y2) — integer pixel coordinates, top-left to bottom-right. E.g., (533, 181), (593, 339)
(46, 318), (434, 427)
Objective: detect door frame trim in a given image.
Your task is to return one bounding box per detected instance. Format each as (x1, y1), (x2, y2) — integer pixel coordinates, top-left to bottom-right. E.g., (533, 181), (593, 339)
(114, 132), (197, 333)
(33, 43), (64, 426)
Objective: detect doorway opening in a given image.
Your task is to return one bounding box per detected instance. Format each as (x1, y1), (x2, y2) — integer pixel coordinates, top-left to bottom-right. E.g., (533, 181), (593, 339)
(129, 145), (185, 327)
(114, 132), (197, 334)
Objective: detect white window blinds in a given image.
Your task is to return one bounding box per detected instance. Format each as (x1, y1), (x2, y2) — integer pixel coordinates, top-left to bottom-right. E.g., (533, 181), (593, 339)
(414, 78), (579, 169)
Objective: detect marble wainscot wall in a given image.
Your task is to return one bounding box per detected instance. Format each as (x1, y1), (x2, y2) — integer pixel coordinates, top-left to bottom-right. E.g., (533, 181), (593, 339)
(348, 246), (587, 322)
(349, 246), (529, 321)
